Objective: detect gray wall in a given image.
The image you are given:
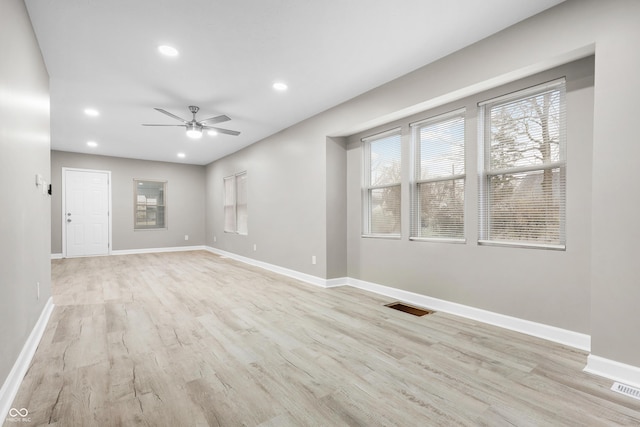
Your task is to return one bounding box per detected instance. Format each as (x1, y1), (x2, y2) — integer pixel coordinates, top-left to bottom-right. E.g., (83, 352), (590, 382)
(51, 151), (205, 253)
(0, 0), (51, 387)
(326, 137), (347, 279)
(206, 0), (640, 368)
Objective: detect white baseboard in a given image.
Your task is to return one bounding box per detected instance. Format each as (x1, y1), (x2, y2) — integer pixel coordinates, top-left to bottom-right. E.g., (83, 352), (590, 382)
(0, 297), (54, 420)
(111, 245), (206, 256)
(347, 277), (591, 351)
(584, 355), (640, 389)
(52, 246), (206, 259)
(205, 246), (336, 288)
(204, 246), (590, 352)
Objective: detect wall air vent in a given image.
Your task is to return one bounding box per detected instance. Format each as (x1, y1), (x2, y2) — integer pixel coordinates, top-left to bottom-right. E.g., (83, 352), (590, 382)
(611, 382), (640, 401)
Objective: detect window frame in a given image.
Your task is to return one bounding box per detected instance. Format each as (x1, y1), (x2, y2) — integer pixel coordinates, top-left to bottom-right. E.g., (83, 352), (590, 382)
(478, 78), (567, 250)
(134, 179), (167, 231)
(409, 108), (466, 243)
(361, 128), (402, 238)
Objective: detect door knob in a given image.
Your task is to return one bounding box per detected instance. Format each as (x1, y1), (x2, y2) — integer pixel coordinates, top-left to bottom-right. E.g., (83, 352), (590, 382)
(67, 219), (72, 223)
(67, 213), (71, 216)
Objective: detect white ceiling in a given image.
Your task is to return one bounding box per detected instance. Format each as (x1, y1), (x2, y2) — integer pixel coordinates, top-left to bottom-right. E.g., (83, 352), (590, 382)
(25, 0), (564, 166)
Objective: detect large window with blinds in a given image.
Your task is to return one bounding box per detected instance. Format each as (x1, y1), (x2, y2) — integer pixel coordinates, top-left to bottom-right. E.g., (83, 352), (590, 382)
(223, 172), (247, 234)
(362, 129), (402, 236)
(479, 79), (566, 249)
(410, 109), (465, 241)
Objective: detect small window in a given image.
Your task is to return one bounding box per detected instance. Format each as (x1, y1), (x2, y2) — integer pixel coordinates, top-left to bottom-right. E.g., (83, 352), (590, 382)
(410, 109), (465, 241)
(134, 180), (166, 230)
(224, 172), (247, 234)
(362, 129), (402, 237)
(479, 79), (566, 248)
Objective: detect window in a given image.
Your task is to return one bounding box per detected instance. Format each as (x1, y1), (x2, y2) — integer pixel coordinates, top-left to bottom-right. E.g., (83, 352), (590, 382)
(410, 109), (465, 241)
(224, 172), (247, 234)
(362, 129), (402, 236)
(134, 180), (166, 230)
(479, 79), (566, 248)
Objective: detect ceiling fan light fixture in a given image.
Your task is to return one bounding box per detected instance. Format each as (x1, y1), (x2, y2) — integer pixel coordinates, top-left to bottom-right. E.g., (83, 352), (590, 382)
(158, 45), (179, 57)
(273, 81), (288, 91)
(186, 123), (203, 139)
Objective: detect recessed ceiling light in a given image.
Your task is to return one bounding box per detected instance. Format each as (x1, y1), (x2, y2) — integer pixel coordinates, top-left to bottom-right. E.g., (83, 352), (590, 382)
(207, 130), (218, 136)
(273, 82), (288, 91)
(87, 141), (98, 148)
(158, 45), (179, 57)
(177, 152), (186, 158)
(84, 108), (99, 117)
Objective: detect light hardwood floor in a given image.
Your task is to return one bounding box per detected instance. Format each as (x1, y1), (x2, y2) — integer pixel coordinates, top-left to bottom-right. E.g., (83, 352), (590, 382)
(6, 251), (640, 426)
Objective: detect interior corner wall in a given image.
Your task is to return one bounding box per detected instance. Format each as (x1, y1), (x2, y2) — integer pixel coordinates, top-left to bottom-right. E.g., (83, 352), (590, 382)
(588, 2), (640, 367)
(50, 151), (206, 253)
(0, 0), (51, 388)
(326, 137), (347, 279)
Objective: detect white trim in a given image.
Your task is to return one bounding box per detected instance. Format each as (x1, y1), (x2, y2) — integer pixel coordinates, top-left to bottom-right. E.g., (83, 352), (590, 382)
(325, 277), (348, 288)
(409, 107), (466, 128)
(205, 246), (338, 289)
(111, 245), (206, 256)
(346, 276), (590, 351)
(0, 297), (54, 420)
(478, 77), (566, 107)
(361, 127), (402, 143)
(584, 355), (640, 389)
(51, 253), (63, 260)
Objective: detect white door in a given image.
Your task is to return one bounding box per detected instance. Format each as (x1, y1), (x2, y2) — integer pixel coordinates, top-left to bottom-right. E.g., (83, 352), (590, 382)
(64, 169), (110, 257)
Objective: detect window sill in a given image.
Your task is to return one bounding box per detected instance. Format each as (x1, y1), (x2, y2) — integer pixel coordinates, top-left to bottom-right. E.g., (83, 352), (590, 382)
(361, 234), (402, 240)
(409, 237), (466, 244)
(478, 240), (566, 251)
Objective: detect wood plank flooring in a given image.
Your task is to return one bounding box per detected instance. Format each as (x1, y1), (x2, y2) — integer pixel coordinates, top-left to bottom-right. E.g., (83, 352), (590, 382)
(6, 251), (640, 426)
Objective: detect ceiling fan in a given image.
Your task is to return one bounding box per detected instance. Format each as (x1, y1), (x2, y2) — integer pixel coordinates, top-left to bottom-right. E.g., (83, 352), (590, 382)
(142, 106), (240, 139)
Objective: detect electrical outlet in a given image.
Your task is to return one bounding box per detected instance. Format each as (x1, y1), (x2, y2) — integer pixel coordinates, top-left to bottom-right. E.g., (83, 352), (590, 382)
(312, 255), (317, 265)
(184, 234), (189, 241)
(213, 236), (217, 242)
(253, 244), (257, 251)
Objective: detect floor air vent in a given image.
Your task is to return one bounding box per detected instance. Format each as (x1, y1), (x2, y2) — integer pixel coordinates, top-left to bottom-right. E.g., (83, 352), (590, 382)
(385, 302), (434, 317)
(611, 382), (640, 400)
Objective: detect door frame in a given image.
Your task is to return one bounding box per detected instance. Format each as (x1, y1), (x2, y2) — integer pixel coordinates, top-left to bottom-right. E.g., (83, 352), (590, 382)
(62, 167), (113, 258)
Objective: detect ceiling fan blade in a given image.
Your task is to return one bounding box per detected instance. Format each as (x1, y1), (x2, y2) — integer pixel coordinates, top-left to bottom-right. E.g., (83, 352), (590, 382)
(199, 115), (231, 125)
(154, 108), (189, 123)
(142, 124), (186, 127)
(203, 126), (240, 136)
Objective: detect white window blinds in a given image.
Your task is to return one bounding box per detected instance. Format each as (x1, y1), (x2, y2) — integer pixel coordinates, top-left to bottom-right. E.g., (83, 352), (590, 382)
(363, 129), (402, 236)
(410, 110), (465, 240)
(479, 79), (566, 248)
(236, 172), (248, 235)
